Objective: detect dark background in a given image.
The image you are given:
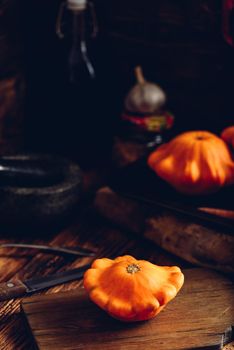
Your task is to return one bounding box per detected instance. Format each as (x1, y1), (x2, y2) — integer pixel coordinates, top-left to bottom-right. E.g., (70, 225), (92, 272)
(1, 0), (234, 163)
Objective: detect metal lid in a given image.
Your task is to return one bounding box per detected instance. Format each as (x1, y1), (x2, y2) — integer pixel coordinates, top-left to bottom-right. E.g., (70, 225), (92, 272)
(67, 0), (87, 11)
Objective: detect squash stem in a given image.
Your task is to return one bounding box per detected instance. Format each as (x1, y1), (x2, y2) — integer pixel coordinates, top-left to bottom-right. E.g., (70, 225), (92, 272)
(126, 264), (141, 274)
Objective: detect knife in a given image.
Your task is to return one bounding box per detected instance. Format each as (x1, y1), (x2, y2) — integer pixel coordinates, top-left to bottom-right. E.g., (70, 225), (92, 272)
(0, 264), (91, 301)
(116, 191), (234, 234)
(0, 243), (95, 257)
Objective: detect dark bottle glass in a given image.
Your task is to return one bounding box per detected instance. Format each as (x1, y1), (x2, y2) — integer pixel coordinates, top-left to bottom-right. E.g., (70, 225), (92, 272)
(68, 1), (95, 84)
(56, 0), (101, 165)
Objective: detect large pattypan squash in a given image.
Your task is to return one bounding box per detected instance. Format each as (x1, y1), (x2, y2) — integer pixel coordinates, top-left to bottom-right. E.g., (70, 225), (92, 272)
(148, 131), (234, 195)
(221, 126), (234, 149)
(83, 255), (184, 322)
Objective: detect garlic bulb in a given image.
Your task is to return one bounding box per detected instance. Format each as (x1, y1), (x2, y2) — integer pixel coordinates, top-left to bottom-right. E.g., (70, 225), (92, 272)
(125, 66), (166, 114)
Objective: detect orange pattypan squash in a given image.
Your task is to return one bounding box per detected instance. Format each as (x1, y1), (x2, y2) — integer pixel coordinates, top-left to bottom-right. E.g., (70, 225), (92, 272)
(148, 131), (234, 195)
(221, 126), (234, 148)
(83, 255), (184, 322)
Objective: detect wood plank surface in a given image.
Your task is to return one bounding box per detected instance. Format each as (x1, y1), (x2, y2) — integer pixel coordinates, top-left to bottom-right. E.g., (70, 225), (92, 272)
(21, 268), (234, 350)
(0, 202), (188, 350)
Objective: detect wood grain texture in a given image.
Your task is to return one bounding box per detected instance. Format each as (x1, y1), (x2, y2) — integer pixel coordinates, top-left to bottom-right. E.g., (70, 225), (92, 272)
(223, 342), (234, 350)
(0, 201), (186, 350)
(94, 187), (234, 273)
(21, 268), (234, 350)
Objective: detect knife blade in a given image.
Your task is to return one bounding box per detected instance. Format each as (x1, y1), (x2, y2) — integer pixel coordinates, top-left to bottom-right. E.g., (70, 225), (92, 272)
(0, 243), (95, 257)
(0, 264), (91, 302)
(117, 191), (234, 234)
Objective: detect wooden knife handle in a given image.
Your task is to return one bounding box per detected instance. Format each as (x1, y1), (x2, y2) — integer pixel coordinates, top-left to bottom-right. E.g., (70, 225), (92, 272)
(0, 280), (28, 301)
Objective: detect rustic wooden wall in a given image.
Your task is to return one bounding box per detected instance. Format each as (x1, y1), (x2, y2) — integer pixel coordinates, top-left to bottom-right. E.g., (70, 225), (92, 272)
(0, 0), (25, 154)
(10, 0), (234, 159)
(94, 0), (234, 132)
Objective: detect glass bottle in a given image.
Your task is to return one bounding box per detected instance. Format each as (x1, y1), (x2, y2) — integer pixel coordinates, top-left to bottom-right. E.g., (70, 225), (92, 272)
(67, 0), (95, 84)
(56, 0), (100, 164)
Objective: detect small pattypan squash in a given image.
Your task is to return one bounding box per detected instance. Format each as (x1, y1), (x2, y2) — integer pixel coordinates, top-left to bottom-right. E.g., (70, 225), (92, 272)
(221, 126), (234, 149)
(83, 255), (184, 322)
(148, 130), (234, 195)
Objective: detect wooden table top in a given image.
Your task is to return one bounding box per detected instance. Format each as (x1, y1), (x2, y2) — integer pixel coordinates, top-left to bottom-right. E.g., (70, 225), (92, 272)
(0, 198), (190, 350)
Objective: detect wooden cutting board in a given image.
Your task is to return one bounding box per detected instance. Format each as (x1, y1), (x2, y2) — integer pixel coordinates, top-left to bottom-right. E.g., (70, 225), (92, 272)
(21, 268), (234, 350)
